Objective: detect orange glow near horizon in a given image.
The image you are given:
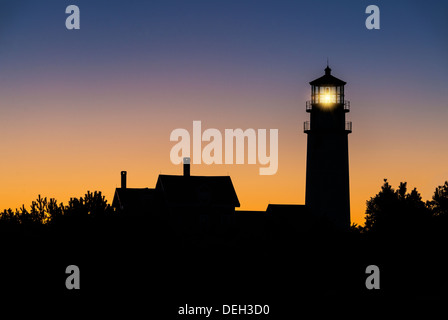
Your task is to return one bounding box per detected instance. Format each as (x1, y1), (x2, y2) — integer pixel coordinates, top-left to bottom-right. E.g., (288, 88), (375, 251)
(0, 0), (447, 231)
(0, 81), (447, 227)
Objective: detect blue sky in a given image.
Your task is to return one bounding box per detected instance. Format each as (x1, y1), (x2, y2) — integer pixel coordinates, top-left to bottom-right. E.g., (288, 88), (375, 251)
(0, 0), (447, 224)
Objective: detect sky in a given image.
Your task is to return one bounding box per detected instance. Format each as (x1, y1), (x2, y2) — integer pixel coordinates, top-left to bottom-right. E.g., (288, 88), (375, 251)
(0, 0), (447, 225)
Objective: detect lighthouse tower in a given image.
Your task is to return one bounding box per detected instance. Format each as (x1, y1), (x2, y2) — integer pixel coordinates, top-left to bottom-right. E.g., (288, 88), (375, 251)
(304, 65), (351, 229)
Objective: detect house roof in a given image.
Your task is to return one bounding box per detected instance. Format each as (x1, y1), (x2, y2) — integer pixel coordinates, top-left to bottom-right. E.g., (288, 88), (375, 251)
(309, 66), (346, 86)
(112, 188), (156, 210)
(156, 175), (240, 207)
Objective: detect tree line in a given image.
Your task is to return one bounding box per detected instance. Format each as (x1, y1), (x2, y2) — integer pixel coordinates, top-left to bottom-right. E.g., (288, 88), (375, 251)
(0, 191), (113, 231)
(1, 180), (447, 236)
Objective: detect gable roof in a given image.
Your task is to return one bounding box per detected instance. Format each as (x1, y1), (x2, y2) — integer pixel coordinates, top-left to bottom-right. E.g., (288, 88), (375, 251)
(113, 188), (156, 211)
(156, 175), (240, 207)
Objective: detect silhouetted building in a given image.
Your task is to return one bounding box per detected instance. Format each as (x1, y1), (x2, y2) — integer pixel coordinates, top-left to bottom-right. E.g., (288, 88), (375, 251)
(112, 171), (157, 214)
(156, 175), (240, 214)
(304, 65), (351, 229)
(113, 187), (156, 213)
(112, 158), (240, 221)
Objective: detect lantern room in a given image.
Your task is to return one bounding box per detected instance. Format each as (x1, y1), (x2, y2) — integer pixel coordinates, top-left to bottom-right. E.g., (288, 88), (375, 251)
(309, 66), (346, 105)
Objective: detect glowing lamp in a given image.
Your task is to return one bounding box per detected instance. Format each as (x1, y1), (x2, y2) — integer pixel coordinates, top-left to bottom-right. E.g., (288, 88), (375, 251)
(321, 86), (336, 104)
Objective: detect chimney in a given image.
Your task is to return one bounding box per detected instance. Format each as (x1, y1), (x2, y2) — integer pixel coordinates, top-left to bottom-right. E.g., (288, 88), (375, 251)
(121, 171), (127, 189)
(183, 157), (190, 177)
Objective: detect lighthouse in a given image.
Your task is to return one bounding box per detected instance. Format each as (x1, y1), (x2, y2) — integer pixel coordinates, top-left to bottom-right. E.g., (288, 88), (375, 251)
(304, 65), (351, 229)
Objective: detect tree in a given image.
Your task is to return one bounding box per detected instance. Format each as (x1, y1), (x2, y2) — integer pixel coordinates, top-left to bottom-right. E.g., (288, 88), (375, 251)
(62, 191), (112, 220)
(363, 179), (430, 235)
(427, 181), (448, 217)
(426, 181), (448, 237)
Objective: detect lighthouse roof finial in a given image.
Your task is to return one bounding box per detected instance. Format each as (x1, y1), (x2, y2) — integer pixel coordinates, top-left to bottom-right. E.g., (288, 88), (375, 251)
(325, 58), (331, 75)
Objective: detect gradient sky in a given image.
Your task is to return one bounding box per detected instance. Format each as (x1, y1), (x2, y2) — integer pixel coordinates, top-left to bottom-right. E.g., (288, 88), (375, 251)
(0, 0), (447, 225)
